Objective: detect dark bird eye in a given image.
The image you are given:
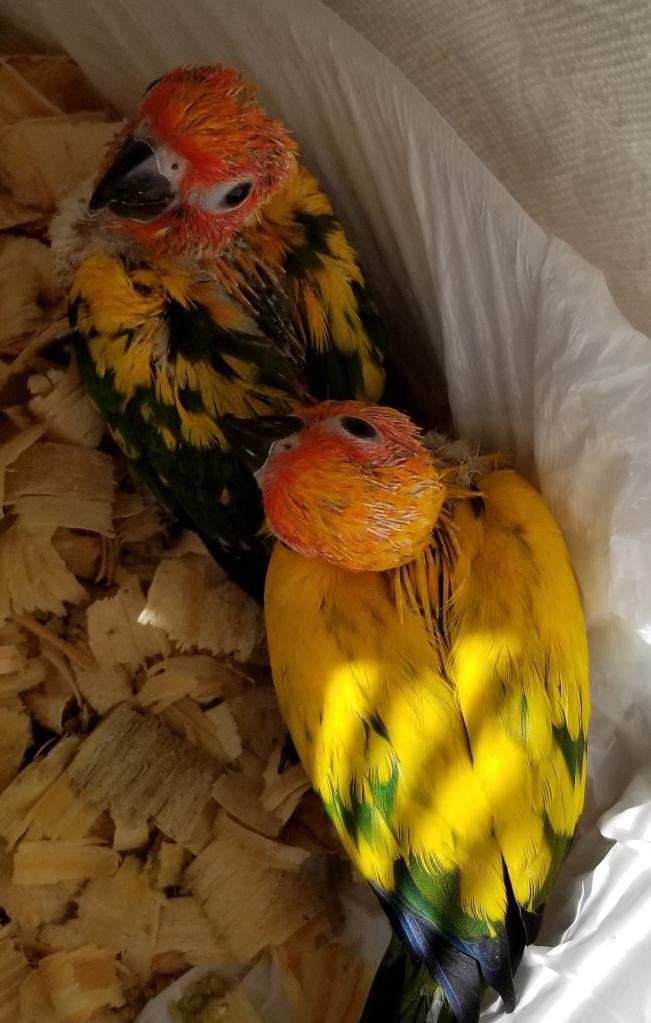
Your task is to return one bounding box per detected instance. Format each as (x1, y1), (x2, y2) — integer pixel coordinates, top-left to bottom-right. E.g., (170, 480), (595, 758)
(223, 181), (252, 207)
(340, 416), (378, 439)
(144, 75), (163, 95)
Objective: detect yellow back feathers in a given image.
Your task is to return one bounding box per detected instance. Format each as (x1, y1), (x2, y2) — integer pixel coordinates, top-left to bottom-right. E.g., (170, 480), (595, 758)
(258, 401), (590, 1016)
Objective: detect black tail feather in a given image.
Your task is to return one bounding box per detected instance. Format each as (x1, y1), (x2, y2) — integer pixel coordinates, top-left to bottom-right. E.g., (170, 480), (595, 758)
(360, 934), (437, 1023)
(374, 892), (481, 1023)
(369, 863), (546, 1023)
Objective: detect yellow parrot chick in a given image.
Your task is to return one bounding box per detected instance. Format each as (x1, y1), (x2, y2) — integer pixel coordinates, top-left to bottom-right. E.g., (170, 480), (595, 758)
(231, 400), (590, 1023)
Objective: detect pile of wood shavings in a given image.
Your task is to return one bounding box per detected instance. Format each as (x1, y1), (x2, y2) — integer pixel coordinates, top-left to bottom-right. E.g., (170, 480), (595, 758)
(0, 50), (379, 1023)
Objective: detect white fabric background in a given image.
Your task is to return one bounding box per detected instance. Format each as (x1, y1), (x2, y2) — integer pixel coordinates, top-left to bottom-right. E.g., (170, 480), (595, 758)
(1, 2), (650, 1020)
(324, 0), (651, 340)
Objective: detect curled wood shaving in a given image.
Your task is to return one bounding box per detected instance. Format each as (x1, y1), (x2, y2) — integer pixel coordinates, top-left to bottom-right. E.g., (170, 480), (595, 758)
(185, 811), (323, 961)
(0, 847), (78, 934)
(111, 814), (149, 853)
(161, 697), (241, 764)
(0, 421), (46, 507)
(146, 654), (248, 707)
(4, 441), (114, 535)
(153, 896), (229, 973)
(179, 801), (219, 858)
(24, 774), (98, 843)
(44, 857), (163, 982)
(27, 359), (105, 448)
(52, 530), (103, 582)
(227, 688), (286, 763)
(71, 664), (131, 716)
(141, 551), (263, 662)
(57, 866), (167, 1003)
(0, 527), (87, 624)
(0, 735), (81, 849)
(261, 747), (311, 827)
(0, 59), (60, 124)
(203, 702), (242, 762)
(13, 614), (94, 672)
(0, 190), (41, 232)
(67, 704), (220, 845)
(137, 669), (199, 714)
(38, 944), (125, 1023)
(0, 317), (68, 383)
(87, 575), (170, 673)
(277, 940), (374, 1023)
(24, 667), (76, 734)
(13, 840), (119, 885)
(212, 752), (284, 838)
(0, 657), (46, 697)
(147, 840), (186, 891)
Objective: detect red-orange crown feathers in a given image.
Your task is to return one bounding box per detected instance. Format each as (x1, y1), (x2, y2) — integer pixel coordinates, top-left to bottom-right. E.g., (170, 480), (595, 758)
(139, 64), (297, 189)
(258, 401), (444, 572)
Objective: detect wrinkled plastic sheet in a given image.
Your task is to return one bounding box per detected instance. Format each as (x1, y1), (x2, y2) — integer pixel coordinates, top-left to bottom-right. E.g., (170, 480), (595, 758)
(2, 1), (650, 1019)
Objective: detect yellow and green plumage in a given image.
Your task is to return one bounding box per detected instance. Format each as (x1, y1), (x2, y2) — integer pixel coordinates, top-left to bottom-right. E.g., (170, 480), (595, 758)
(55, 66), (390, 599)
(243, 402), (589, 1022)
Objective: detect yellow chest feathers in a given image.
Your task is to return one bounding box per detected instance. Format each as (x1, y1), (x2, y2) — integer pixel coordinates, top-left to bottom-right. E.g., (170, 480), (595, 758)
(72, 254), (295, 448)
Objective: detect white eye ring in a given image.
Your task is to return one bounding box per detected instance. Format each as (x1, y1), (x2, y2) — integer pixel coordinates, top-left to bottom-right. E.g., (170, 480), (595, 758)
(199, 178), (254, 213)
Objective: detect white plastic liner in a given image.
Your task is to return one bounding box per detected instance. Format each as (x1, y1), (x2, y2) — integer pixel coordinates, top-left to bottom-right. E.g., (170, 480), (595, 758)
(2, 1), (650, 1019)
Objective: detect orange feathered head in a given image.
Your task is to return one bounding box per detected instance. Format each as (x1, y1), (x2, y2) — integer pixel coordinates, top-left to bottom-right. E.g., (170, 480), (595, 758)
(89, 65), (298, 257)
(250, 401), (444, 572)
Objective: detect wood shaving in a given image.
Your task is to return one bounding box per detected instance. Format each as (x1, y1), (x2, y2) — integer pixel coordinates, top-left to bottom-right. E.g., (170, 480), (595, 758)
(0, 645), (25, 675)
(0, 657), (46, 697)
(0, 236), (59, 346)
(3, 56), (108, 116)
(27, 359), (105, 448)
(0, 924), (30, 1023)
(212, 752), (285, 838)
(24, 774), (98, 843)
(67, 704), (220, 845)
(87, 576), (170, 672)
(4, 440), (114, 535)
(261, 747), (311, 826)
(19, 968), (56, 1023)
(52, 530), (103, 581)
(0, 847), (78, 933)
(0, 525), (87, 623)
(154, 897), (228, 973)
(0, 699), (31, 791)
(0, 736), (81, 848)
(0, 116), (118, 210)
(142, 551), (263, 662)
(147, 841), (187, 892)
(38, 945), (125, 1023)
(13, 840), (119, 885)
(71, 663), (132, 716)
(278, 940), (374, 1023)
(42, 857), (163, 981)
(185, 812), (323, 961)
(160, 697), (241, 764)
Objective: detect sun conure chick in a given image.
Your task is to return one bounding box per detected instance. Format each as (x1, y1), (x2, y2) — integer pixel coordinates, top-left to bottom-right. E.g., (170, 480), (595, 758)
(225, 401), (590, 1022)
(51, 64), (413, 600)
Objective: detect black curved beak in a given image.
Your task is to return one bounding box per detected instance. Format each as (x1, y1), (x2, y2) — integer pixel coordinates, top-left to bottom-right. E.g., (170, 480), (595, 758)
(89, 137), (175, 221)
(221, 414), (304, 474)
